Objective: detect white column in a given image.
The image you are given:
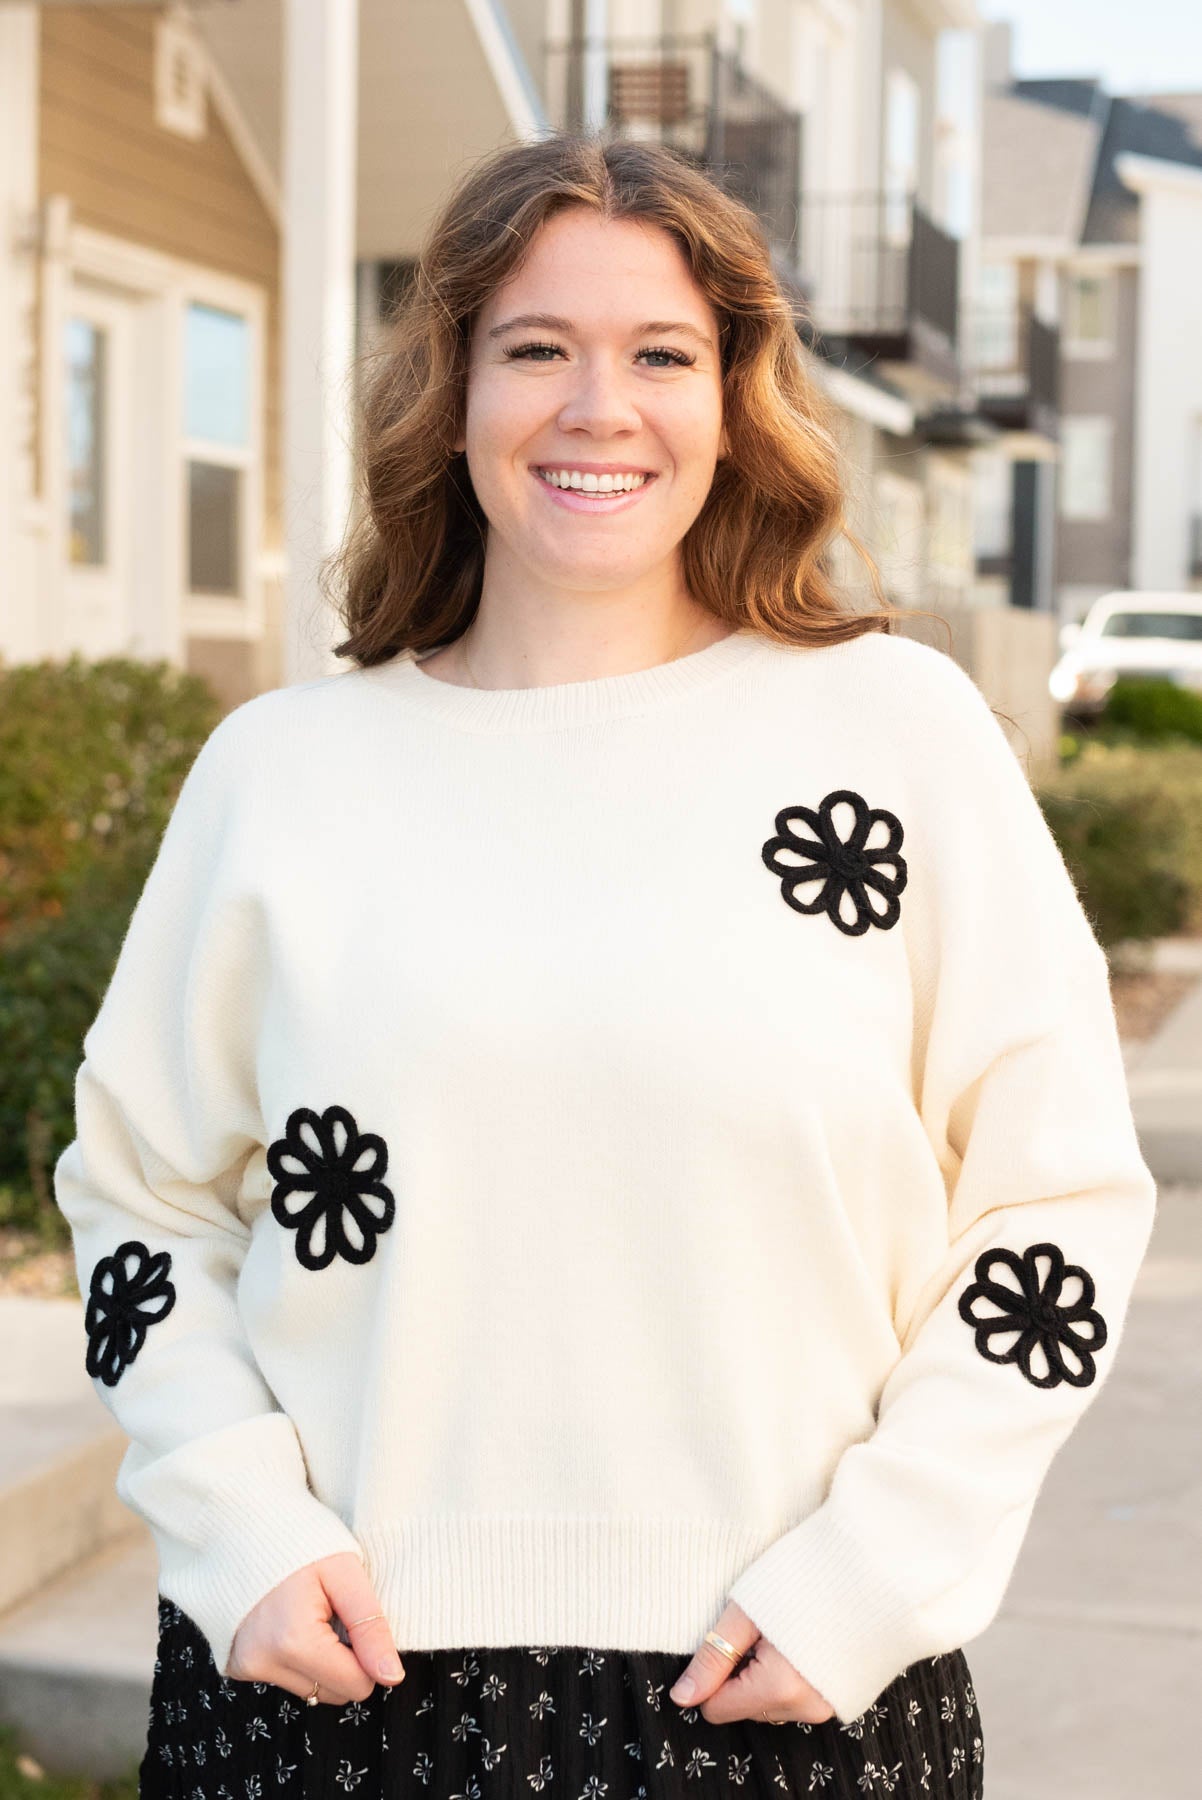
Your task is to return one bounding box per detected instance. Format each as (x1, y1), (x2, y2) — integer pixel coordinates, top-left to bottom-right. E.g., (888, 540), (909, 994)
(583, 0), (608, 131)
(0, 3), (41, 664)
(281, 0), (359, 683)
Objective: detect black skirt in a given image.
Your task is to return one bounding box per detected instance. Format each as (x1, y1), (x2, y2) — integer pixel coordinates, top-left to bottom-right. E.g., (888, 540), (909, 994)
(140, 1596), (984, 1798)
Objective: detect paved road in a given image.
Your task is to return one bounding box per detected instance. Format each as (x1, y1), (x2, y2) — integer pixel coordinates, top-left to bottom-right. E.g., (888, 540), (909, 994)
(968, 1179), (1202, 1800)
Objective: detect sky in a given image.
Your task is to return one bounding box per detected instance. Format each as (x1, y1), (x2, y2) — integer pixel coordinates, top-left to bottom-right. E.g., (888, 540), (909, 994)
(982, 2), (1202, 94)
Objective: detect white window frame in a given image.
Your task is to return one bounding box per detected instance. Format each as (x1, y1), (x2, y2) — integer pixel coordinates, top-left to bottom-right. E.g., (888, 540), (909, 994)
(44, 220), (267, 656)
(1063, 268), (1117, 359)
(181, 296), (259, 616)
(1060, 415), (1114, 522)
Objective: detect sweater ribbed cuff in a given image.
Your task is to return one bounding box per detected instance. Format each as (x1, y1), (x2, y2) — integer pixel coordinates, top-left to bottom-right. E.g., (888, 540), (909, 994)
(726, 1507), (938, 1725)
(128, 1422), (364, 1679)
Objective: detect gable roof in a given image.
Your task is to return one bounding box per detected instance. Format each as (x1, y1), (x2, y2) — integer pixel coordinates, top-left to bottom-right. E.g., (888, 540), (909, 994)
(981, 87), (1104, 241)
(983, 73), (1202, 249)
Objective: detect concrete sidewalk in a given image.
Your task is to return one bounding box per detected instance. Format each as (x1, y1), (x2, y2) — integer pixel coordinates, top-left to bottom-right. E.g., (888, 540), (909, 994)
(966, 953), (1202, 1799)
(1125, 967), (1202, 1184)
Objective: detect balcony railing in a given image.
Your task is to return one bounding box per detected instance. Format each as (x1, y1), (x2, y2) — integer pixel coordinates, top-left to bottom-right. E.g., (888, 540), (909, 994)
(544, 31), (803, 280)
(793, 191), (960, 391)
(965, 304), (1060, 443)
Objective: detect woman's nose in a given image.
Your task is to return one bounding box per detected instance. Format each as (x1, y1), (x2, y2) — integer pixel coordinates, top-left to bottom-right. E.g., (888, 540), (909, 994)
(556, 364), (642, 435)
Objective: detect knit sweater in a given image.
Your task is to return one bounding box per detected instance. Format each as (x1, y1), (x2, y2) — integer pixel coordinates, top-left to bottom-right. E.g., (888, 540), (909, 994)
(54, 624), (1156, 1724)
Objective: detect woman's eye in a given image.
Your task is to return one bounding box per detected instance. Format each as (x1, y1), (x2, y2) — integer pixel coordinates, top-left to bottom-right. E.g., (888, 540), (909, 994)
(502, 341), (694, 369)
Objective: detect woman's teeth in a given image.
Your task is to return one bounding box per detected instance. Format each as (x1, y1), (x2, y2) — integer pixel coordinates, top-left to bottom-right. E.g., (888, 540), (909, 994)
(535, 469), (650, 493)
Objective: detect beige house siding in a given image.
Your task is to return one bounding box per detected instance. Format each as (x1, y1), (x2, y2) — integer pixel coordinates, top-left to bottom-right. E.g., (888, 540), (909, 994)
(38, 4), (280, 704)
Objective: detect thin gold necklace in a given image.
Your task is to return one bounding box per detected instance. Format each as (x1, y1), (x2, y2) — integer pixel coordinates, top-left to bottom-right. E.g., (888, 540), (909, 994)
(458, 616), (716, 690)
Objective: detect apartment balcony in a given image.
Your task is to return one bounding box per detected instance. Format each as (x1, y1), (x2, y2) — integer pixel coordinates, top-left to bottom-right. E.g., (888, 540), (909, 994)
(792, 192), (961, 402)
(543, 31), (803, 285)
(966, 304), (1060, 450)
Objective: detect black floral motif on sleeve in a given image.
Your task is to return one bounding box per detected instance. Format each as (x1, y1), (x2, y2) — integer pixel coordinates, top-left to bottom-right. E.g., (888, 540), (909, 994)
(761, 789), (908, 935)
(957, 1241), (1108, 1389)
(268, 1104), (396, 1271)
(85, 1240), (177, 1387)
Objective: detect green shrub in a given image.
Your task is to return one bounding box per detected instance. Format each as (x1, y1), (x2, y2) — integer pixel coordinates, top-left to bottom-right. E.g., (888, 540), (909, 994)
(0, 654), (220, 935)
(1038, 735), (1202, 947)
(1099, 675), (1202, 744)
(0, 657), (221, 1229)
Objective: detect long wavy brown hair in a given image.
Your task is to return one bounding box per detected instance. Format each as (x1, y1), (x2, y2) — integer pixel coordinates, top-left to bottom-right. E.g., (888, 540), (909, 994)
(325, 129), (953, 669)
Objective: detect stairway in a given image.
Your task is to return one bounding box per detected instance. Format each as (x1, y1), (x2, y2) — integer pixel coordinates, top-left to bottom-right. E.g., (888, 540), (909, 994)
(0, 1293), (160, 1782)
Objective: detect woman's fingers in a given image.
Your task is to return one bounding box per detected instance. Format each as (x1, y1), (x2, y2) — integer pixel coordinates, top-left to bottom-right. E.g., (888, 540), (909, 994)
(666, 1601), (836, 1726)
(701, 1630), (836, 1727)
(668, 1601), (760, 1706)
(318, 1552), (405, 1687)
(226, 1553), (388, 1703)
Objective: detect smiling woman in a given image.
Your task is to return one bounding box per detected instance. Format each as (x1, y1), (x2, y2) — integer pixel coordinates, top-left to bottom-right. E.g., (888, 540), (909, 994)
(57, 129), (1156, 1800)
(325, 131), (945, 681)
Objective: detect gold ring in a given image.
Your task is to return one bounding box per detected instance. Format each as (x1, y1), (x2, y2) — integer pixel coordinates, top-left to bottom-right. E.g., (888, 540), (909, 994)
(703, 1629), (743, 1665)
(347, 1612), (385, 1629)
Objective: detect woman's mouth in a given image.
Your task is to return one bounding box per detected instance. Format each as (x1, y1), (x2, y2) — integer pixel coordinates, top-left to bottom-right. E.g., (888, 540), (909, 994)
(531, 467), (658, 513)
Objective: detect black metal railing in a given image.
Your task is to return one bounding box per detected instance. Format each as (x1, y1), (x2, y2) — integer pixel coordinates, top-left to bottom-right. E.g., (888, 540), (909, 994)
(965, 303), (1059, 437)
(543, 32), (802, 278)
(793, 191), (959, 363)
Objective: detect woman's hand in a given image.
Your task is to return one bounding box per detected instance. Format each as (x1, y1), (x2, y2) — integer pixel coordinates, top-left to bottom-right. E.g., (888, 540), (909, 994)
(225, 1551), (405, 1703)
(668, 1601), (836, 1725)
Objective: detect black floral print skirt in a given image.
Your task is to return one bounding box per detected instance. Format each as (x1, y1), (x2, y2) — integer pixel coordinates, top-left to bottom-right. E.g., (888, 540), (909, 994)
(140, 1596), (984, 1798)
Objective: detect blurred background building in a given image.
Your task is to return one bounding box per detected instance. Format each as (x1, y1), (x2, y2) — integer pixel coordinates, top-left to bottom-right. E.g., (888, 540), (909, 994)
(1, 0), (1200, 756)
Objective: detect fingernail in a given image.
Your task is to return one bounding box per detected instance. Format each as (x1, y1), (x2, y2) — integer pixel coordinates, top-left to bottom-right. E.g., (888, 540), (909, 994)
(378, 1654), (404, 1683)
(670, 1676), (696, 1703)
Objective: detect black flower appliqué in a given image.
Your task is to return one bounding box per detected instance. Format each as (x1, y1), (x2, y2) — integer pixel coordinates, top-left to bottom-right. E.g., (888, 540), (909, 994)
(85, 1239), (177, 1387)
(958, 1241), (1107, 1389)
(268, 1104), (396, 1271)
(761, 789), (907, 935)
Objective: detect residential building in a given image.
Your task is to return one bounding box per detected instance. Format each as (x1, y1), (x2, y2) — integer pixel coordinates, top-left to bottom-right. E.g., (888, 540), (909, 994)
(977, 20), (1202, 625)
(3, 2), (1062, 754)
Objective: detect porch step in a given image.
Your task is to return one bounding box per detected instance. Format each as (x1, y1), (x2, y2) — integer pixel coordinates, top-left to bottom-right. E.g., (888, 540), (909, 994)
(0, 1295), (135, 1614)
(0, 1525), (158, 1781)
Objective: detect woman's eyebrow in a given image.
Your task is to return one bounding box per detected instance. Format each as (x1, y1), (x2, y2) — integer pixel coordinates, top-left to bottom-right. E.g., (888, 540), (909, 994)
(488, 312), (714, 349)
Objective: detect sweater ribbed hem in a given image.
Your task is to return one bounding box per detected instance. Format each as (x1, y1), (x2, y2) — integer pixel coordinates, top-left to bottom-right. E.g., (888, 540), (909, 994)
(354, 1514), (787, 1651)
(367, 626), (769, 732)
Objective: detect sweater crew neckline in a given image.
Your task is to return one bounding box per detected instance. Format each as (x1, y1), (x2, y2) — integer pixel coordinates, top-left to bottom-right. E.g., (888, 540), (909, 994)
(370, 624), (766, 731)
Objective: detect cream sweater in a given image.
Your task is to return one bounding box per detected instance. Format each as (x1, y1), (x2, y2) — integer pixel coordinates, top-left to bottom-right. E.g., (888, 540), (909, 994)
(54, 625), (1156, 1723)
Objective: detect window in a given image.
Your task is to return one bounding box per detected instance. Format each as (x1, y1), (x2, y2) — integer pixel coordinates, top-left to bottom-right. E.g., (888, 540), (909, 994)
(1064, 271), (1115, 357)
(975, 263), (1019, 370)
(1099, 611), (1202, 641)
(183, 301), (250, 598)
(65, 318), (107, 565)
(1060, 417), (1113, 522)
(973, 452), (1012, 560)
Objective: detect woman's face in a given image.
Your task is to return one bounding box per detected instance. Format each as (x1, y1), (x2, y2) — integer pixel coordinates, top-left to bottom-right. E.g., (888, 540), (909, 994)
(456, 207), (728, 599)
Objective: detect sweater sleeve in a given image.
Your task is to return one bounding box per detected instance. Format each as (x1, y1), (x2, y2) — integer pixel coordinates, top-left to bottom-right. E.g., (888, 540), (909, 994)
(727, 650), (1158, 1724)
(53, 708), (363, 1677)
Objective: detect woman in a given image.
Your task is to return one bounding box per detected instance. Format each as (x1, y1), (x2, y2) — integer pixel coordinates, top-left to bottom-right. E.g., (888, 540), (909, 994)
(55, 133), (1156, 1800)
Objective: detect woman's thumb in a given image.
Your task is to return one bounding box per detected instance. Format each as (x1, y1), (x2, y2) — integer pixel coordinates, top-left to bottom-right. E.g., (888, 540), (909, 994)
(318, 1554), (404, 1685)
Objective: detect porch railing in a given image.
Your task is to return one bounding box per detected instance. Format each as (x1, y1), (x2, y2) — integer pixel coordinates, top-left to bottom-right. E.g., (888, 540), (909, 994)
(543, 31), (803, 278)
(795, 191), (959, 357)
(966, 303), (1060, 435)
